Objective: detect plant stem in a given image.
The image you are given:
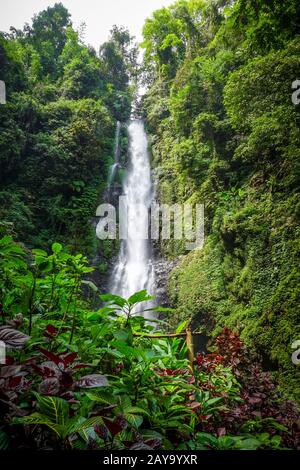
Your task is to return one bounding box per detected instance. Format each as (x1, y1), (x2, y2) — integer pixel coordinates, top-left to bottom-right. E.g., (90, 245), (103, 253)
(28, 276), (36, 335)
(69, 282), (79, 344)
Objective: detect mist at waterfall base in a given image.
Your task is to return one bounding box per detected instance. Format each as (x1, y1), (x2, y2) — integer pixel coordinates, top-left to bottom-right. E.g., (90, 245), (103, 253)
(107, 120), (156, 316)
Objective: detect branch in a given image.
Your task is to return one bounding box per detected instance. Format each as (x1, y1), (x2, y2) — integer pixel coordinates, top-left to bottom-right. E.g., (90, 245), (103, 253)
(133, 332), (203, 339)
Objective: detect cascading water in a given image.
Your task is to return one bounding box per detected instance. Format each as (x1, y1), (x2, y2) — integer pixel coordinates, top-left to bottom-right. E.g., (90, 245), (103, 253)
(109, 120), (156, 307)
(96, 121), (122, 240)
(107, 121), (121, 191)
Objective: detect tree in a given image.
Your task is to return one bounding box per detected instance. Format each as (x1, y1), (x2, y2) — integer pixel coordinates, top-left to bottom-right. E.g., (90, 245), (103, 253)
(100, 25), (139, 88)
(26, 3), (71, 76)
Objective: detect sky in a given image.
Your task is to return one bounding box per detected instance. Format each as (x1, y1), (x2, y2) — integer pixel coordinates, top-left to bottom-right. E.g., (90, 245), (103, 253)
(0, 0), (175, 48)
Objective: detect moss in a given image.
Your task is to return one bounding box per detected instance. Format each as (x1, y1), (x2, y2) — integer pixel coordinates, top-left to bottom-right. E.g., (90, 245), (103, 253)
(167, 191), (300, 401)
(145, 36), (300, 403)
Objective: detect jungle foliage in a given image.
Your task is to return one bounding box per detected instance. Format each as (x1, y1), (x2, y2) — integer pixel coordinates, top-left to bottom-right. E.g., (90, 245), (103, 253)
(0, 0), (299, 452)
(142, 0), (300, 400)
(0, 3), (137, 252)
(0, 236), (299, 450)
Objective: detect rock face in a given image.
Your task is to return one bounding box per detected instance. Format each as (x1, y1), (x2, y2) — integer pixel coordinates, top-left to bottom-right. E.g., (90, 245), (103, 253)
(152, 257), (178, 307)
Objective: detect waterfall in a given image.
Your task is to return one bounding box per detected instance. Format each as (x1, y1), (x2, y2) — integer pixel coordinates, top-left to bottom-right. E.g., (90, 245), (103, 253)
(96, 121), (122, 241)
(109, 120), (156, 307)
(107, 121), (121, 191)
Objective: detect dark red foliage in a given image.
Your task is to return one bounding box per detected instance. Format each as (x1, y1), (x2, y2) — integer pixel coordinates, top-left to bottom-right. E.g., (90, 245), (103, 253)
(102, 417), (123, 437)
(0, 364), (31, 420)
(215, 327), (245, 366)
(30, 349), (104, 396)
(112, 362), (124, 374)
(74, 374), (108, 389)
(44, 324), (58, 338)
(94, 423), (110, 440)
(194, 328), (300, 449)
(38, 348), (78, 368)
(196, 353), (224, 372)
(156, 368), (189, 376)
(1, 323), (299, 450)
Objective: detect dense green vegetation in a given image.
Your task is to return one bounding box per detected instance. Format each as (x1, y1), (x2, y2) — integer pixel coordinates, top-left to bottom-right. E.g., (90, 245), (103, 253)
(0, 3), (136, 252)
(142, 0), (300, 400)
(0, 236), (299, 450)
(0, 0), (299, 452)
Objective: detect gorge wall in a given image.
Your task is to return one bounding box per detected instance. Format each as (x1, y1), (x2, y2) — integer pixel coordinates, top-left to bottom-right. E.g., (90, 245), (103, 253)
(142, 0), (300, 400)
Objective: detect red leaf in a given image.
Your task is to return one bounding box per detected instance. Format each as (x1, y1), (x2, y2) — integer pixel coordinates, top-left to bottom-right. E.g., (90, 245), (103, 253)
(44, 324), (58, 338)
(39, 377), (60, 395)
(217, 427), (226, 437)
(61, 352), (77, 367)
(61, 372), (73, 388)
(94, 423), (109, 440)
(33, 361), (59, 378)
(248, 397), (262, 404)
(0, 365), (23, 377)
(188, 401), (201, 410)
(8, 375), (22, 388)
(103, 418), (123, 437)
(74, 374), (108, 389)
(39, 348), (62, 366)
(5, 356), (14, 365)
(0, 327), (30, 348)
(144, 439), (161, 449)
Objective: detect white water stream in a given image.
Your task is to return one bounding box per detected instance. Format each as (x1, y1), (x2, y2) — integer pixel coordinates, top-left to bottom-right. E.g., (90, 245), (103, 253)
(109, 120), (156, 302)
(107, 121), (121, 190)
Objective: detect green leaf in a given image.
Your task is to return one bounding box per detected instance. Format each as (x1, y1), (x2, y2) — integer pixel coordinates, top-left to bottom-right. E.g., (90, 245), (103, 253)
(206, 397), (223, 406)
(104, 348), (124, 358)
(12, 413), (63, 438)
(52, 242), (62, 254)
(110, 341), (143, 358)
(85, 391), (116, 405)
(99, 293), (127, 307)
(0, 235), (13, 246)
(81, 280), (98, 292)
(113, 327), (133, 343)
(32, 249), (48, 257)
(68, 416), (106, 434)
(123, 406), (149, 416)
(175, 320), (188, 334)
(234, 437), (262, 450)
(125, 413), (143, 428)
(270, 435), (282, 447)
(96, 306), (118, 316)
(33, 393), (69, 425)
(127, 290), (153, 306)
(144, 306), (175, 313)
(0, 430), (9, 450)
(195, 432), (218, 447)
(141, 429), (164, 440)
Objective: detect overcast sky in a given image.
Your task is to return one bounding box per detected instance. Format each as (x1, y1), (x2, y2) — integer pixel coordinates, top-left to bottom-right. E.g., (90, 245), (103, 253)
(0, 0), (175, 48)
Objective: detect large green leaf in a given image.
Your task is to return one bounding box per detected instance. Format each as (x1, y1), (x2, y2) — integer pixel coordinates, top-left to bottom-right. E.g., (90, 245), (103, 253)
(175, 320), (188, 334)
(234, 437), (262, 450)
(110, 340), (143, 358)
(81, 280), (98, 292)
(0, 430), (9, 450)
(67, 416), (106, 434)
(85, 391), (116, 405)
(34, 393), (69, 426)
(123, 406), (149, 416)
(12, 413), (64, 438)
(99, 293), (127, 308)
(127, 290), (154, 306)
(52, 242), (62, 254)
(125, 413), (143, 428)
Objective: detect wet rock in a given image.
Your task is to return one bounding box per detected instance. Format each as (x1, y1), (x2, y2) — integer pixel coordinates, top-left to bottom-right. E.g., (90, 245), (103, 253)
(153, 257), (178, 307)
